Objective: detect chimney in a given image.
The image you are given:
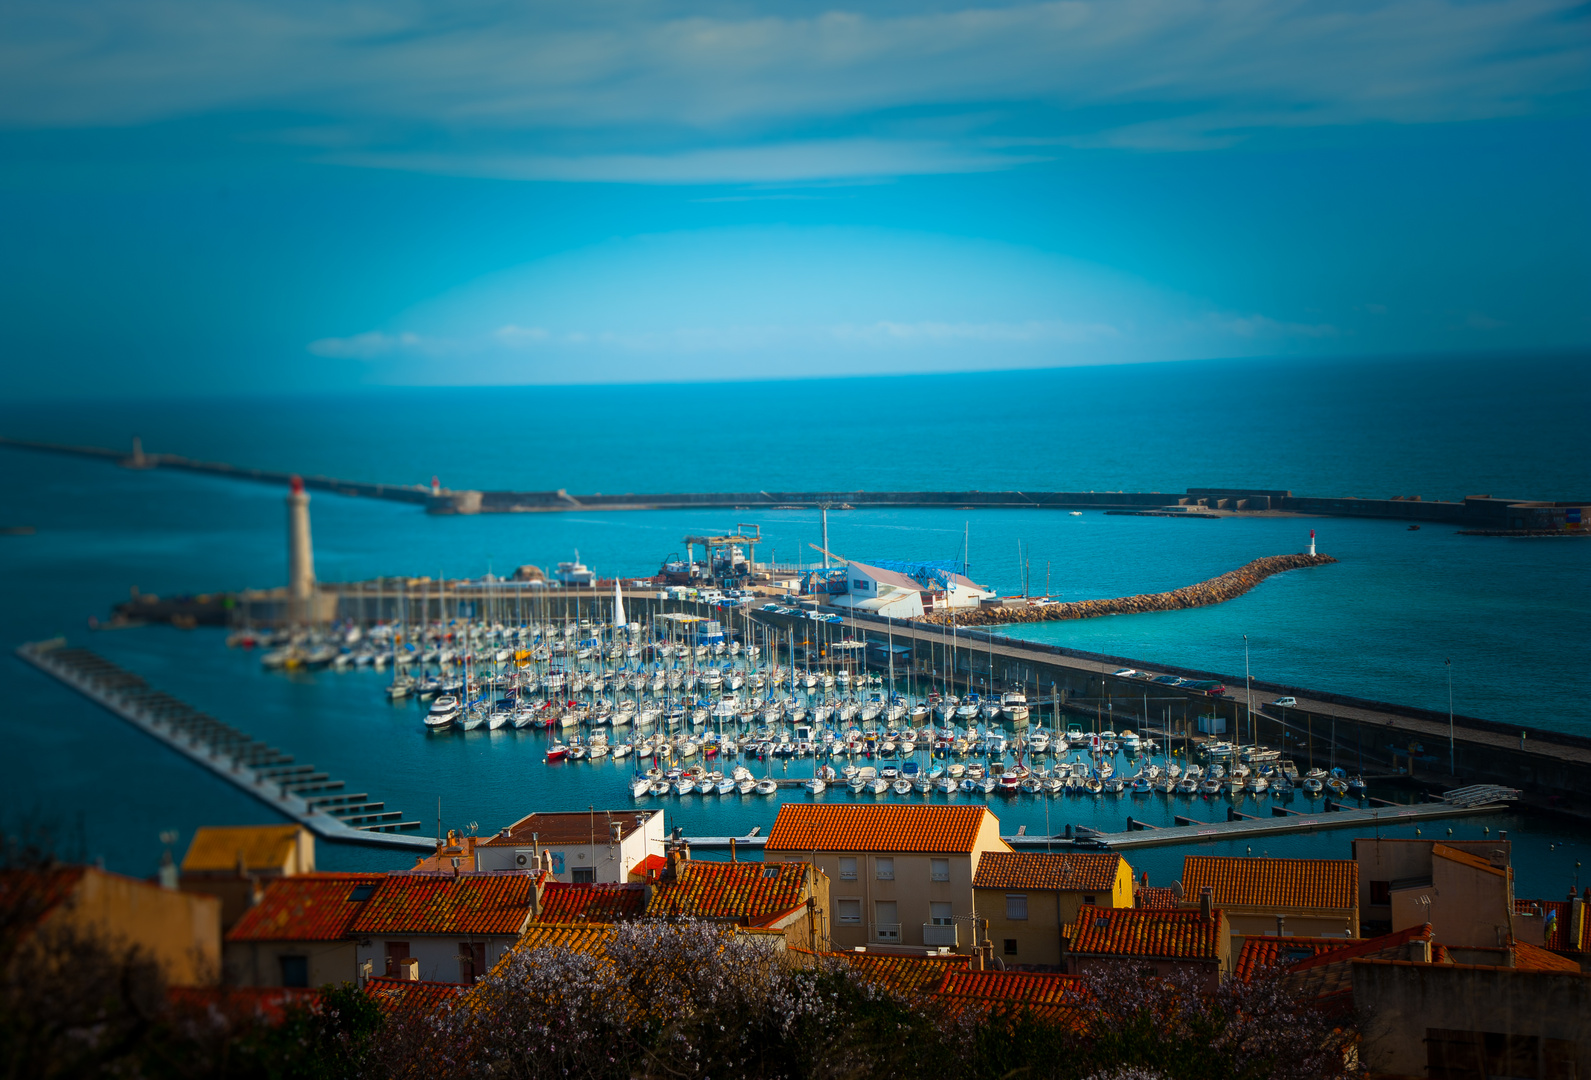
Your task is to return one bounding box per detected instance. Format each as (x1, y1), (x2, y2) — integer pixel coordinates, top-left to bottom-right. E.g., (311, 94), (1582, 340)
(1416, 937), (1433, 963)
(1200, 887), (1214, 922)
(398, 957), (419, 981)
(1275, 914), (1287, 937)
(530, 870), (547, 918)
(729, 837), (737, 863)
(1571, 895), (1585, 950)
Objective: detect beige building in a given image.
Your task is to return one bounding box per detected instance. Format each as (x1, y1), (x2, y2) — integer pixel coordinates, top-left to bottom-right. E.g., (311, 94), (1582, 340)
(972, 851), (1134, 968)
(180, 824), (316, 929)
(224, 873), (381, 987)
(762, 804), (1009, 954)
(1066, 901), (1231, 989)
(1178, 855), (1358, 945)
(474, 810), (664, 883)
(8, 866), (221, 986)
(1353, 837), (1515, 948)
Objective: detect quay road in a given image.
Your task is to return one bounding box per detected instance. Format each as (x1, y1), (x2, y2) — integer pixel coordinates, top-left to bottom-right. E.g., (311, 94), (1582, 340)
(745, 604), (1591, 815)
(3, 435), (1577, 529)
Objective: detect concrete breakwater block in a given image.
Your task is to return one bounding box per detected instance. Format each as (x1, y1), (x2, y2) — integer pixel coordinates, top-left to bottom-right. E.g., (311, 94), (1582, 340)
(923, 553), (1338, 627)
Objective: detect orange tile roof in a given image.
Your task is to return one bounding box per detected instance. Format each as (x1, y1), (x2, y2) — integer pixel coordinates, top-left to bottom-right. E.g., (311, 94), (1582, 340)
(1285, 924), (1437, 1000)
(477, 811), (650, 848)
(973, 852), (1122, 892)
(362, 977), (467, 1016)
(936, 968), (1082, 1005)
(1432, 843), (1507, 878)
(1135, 886), (1179, 910)
(1510, 940), (1581, 973)
(1069, 905), (1224, 961)
(537, 882), (646, 923)
(645, 861), (810, 923)
(789, 948), (972, 996)
(0, 867), (86, 933)
(1234, 935), (1356, 980)
(766, 805), (996, 853)
(167, 986), (321, 1024)
(226, 874), (383, 943)
(1180, 856), (1357, 910)
(628, 854), (667, 882)
(350, 874), (534, 936)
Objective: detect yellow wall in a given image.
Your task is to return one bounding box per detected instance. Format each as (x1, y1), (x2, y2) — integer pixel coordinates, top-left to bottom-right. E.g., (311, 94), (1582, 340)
(975, 859), (1134, 968)
(51, 869), (221, 986)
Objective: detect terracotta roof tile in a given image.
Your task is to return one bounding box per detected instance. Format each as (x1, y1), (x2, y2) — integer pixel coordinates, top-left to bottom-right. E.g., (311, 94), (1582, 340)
(537, 882), (646, 924)
(789, 948), (972, 996)
(1234, 935), (1356, 980)
(167, 986), (321, 1024)
(1514, 899), (1572, 951)
(1510, 940), (1581, 973)
(227, 873), (384, 942)
(766, 805), (996, 854)
(362, 977), (467, 1016)
(1069, 905), (1224, 960)
(1285, 924), (1437, 999)
(934, 969), (1087, 1025)
(1134, 886), (1179, 910)
(629, 854), (667, 882)
(1431, 843), (1507, 878)
(974, 852), (1121, 892)
(477, 811), (651, 848)
(1181, 856), (1357, 910)
(181, 825), (306, 875)
(514, 922), (619, 956)
(350, 874), (534, 936)
(0, 867), (86, 933)
(645, 861), (810, 923)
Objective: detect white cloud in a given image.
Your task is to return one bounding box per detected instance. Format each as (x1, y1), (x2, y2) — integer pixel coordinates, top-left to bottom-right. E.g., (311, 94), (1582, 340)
(0, 0), (1584, 179)
(1204, 313), (1341, 339)
(306, 330), (424, 359)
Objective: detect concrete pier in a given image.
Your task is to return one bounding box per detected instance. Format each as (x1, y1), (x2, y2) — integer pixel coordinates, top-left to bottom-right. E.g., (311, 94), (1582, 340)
(18, 639), (434, 851)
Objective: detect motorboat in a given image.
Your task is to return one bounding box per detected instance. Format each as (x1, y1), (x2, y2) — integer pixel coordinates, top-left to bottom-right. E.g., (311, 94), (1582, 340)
(424, 695), (460, 729)
(755, 778), (778, 796)
(804, 777), (827, 796)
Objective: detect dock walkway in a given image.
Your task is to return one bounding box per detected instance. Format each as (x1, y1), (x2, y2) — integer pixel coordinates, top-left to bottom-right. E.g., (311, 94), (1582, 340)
(17, 640), (435, 852)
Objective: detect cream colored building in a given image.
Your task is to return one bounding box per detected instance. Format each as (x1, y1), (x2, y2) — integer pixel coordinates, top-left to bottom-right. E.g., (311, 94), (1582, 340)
(762, 804), (1009, 954)
(972, 851), (1134, 967)
(1353, 837), (1516, 947)
(1177, 855), (1359, 946)
(474, 810), (664, 883)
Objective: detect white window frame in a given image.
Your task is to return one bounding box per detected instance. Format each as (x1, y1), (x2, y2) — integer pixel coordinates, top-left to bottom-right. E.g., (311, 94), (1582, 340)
(875, 857), (895, 881)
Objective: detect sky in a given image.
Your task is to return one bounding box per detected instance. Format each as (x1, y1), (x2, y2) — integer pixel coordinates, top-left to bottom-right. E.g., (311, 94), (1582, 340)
(0, 0), (1588, 397)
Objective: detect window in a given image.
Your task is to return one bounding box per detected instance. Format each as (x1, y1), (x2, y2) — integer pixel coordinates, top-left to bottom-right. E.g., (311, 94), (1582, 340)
(279, 955), (308, 988)
(838, 857), (857, 881)
(930, 902), (954, 926)
(1006, 894), (1028, 921)
(572, 867), (596, 884)
(876, 858), (894, 881)
(837, 899), (862, 924)
(1084, 895), (1096, 905)
(348, 884), (376, 902)
(854, 580), (868, 591)
(763, 866), (779, 879)
(875, 900), (899, 940)
(930, 858), (950, 882)
(1370, 880), (1392, 905)
(384, 941), (411, 976)
(459, 942), (487, 983)
(1004, 939), (1018, 956)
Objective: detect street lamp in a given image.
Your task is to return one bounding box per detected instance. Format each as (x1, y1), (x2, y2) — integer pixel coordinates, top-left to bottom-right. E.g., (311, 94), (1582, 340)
(1243, 635), (1253, 746)
(1445, 658), (1454, 777)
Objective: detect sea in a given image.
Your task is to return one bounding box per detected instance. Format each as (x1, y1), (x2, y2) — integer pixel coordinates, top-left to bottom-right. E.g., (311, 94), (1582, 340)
(2, 352), (1588, 899)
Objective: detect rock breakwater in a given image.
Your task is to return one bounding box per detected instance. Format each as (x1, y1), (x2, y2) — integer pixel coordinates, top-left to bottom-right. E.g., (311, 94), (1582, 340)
(922, 552), (1338, 627)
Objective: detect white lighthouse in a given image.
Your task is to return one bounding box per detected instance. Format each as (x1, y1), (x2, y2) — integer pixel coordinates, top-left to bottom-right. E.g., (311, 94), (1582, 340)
(288, 475), (316, 614)
(1308, 529), (1316, 557)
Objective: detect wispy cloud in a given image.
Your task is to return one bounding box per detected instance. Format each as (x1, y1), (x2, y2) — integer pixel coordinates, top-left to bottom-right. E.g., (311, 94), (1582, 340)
(306, 330), (425, 359)
(1, 0), (1584, 181)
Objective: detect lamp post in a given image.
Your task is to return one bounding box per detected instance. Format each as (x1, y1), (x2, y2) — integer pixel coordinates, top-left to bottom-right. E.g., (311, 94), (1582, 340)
(1445, 658), (1454, 777)
(1243, 635), (1253, 746)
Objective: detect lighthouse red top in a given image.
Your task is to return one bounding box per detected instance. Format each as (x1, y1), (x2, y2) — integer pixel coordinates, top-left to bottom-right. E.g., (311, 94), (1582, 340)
(290, 475), (304, 494)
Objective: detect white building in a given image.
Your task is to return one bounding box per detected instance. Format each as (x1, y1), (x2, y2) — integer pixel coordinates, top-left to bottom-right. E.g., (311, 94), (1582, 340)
(474, 809), (664, 883)
(828, 561), (929, 619)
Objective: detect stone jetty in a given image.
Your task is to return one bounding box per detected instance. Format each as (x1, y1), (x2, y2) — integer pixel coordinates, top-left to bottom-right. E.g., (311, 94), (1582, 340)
(924, 552), (1338, 627)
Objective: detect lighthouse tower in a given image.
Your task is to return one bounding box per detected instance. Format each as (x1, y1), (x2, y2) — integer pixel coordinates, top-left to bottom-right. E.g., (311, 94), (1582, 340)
(1308, 529), (1316, 557)
(288, 476), (316, 614)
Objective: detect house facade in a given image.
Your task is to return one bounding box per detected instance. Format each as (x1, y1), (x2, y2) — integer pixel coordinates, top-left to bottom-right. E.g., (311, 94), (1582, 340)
(474, 809), (664, 883)
(1352, 838), (1515, 947)
(180, 824), (316, 930)
(350, 874), (535, 984)
(224, 873), (382, 987)
(1177, 855), (1359, 944)
(762, 804), (1009, 954)
(1066, 903), (1231, 989)
(973, 851), (1135, 968)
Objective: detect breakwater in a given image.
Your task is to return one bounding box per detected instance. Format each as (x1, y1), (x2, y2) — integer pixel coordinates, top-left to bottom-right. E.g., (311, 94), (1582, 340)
(3, 436), (1585, 530)
(921, 553), (1338, 627)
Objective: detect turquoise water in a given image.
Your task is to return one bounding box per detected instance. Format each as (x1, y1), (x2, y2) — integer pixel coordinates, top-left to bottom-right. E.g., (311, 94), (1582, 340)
(2, 353), (1587, 896)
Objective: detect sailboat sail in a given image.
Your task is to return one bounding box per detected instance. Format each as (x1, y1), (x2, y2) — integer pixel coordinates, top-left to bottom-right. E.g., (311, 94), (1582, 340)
(613, 577), (626, 630)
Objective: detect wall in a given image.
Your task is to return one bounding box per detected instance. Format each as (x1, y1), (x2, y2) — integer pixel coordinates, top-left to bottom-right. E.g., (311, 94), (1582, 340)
(976, 863), (1133, 968)
(1353, 838), (1508, 931)
(477, 825), (663, 883)
(354, 935), (516, 984)
(54, 870), (222, 987)
(768, 850), (974, 953)
(1218, 909), (1357, 944)
(1353, 961), (1590, 1077)
(224, 939), (358, 988)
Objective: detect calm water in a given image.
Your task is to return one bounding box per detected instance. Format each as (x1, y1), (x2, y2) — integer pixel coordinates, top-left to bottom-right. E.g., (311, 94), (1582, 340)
(2, 354), (1587, 897)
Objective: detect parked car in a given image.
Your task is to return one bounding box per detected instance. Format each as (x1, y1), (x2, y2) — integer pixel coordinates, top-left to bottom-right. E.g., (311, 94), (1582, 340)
(1113, 668), (1138, 677)
(1152, 675), (1181, 686)
(1271, 696), (1298, 708)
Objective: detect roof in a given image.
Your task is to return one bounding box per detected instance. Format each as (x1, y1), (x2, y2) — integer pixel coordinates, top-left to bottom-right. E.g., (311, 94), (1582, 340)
(788, 947), (972, 996)
(350, 874), (535, 936)
(1511, 940), (1582, 973)
(628, 854), (667, 882)
(1135, 886), (1179, 910)
(646, 861), (810, 923)
(226, 873), (384, 943)
(1180, 856), (1357, 910)
(167, 986), (321, 1024)
(1432, 843), (1507, 878)
(1286, 924), (1438, 1000)
(362, 977), (467, 1016)
(476, 810), (654, 849)
(974, 851), (1122, 893)
(537, 882), (646, 923)
(936, 968), (1082, 1007)
(766, 805), (998, 854)
(1068, 905), (1224, 961)
(1234, 935), (1356, 981)
(845, 560), (927, 593)
(181, 825), (306, 875)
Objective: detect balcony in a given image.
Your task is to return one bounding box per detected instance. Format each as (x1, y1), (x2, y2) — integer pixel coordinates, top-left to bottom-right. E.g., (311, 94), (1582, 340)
(872, 923), (901, 943)
(923, 924), (958, 947)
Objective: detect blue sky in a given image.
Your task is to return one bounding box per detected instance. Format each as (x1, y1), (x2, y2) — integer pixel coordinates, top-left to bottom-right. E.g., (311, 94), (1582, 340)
(1, 0), (1587, 396)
